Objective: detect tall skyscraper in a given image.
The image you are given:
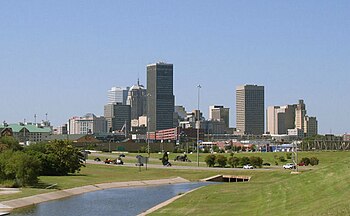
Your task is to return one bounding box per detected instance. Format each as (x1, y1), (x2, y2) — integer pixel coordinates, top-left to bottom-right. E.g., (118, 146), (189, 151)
(104, 103), (131, 133)
(236, 85), (265, 135)
(147, 62), (174, 132)
(295, 100), (306, 130)
(126, 79), (147, 120)
(209, 105), (230, 128)
(108, 87), (130, 105)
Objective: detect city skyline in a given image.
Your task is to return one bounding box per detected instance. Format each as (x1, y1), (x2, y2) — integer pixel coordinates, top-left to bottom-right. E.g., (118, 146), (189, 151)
(1, 1), (349, 134)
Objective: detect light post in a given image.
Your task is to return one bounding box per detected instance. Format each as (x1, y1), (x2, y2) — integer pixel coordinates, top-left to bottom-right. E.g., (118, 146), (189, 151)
(197, 85), (201, 167)
(147, 93), (151, 158)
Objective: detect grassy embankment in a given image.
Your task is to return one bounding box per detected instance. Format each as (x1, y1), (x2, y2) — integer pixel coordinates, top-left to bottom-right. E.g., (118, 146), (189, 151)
(1, 151), (349, 216)
(151, 151), (350, 216)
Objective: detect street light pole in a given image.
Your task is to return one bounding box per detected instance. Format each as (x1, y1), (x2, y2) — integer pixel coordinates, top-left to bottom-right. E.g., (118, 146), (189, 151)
(197, 85), (201, 167)
(147, 93), (151, 158)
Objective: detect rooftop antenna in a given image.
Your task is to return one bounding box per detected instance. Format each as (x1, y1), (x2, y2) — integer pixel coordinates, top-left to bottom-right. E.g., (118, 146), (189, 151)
(137, 71), (140, 86)
(34, 114), (37, 124)
(45, 113), (48, 121)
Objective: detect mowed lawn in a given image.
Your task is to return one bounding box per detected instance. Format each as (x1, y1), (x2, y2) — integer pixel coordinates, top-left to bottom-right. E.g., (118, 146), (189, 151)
(151, 151), (350, 216)
(0, 162), (247, 202)
(1, 151), (349, 216)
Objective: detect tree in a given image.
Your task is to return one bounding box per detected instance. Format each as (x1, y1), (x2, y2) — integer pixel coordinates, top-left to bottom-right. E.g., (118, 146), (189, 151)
(279, 156), (287, 162)
(228, 156), (240, 168)
(310, 157), (319, 166)
(205, 154), (216, 167)
(249, 156), (263, 168)
(212, 145), (219, 153)
(216, 155), (227, 168)
(0, 136), (22, 152)
(239, 156), (250, 166)
(5, 151), (41, 186)
(300, 157), (310, 166)
(26, 140), (85, 176)
(0, 150), (41, 186)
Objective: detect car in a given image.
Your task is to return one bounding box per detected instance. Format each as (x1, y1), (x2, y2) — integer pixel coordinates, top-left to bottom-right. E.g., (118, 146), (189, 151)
(283, 163), (296, 169)
(298, 162), (305, 166)
(243, 164), (253, 169)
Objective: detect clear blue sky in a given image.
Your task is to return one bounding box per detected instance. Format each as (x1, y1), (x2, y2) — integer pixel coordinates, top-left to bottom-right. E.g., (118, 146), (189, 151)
(1, 1), (349, 134)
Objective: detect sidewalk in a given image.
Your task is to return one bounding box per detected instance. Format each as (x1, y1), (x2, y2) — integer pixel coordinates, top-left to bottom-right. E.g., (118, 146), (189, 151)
(0, 177), (189, 213)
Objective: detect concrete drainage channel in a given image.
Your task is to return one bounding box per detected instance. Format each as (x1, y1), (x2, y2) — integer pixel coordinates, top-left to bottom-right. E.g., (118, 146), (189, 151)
(202, 175), (251, 183)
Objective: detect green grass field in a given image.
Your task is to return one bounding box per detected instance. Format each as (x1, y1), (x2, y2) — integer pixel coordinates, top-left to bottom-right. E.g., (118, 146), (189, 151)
(150, 151), (350, 216)
(1, 151), (349, 215)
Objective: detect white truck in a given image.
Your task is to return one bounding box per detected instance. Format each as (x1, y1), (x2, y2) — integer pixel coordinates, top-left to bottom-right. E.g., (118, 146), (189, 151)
(283, 163), (296, 169)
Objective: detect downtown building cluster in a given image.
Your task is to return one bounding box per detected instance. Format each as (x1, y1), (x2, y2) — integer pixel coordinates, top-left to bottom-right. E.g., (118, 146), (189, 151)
(1, 62), (321, 145)
(61, 62), (318, 142)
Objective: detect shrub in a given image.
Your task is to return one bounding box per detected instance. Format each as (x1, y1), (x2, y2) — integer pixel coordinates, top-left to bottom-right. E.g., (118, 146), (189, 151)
(212, 145), (220, 153)
(205, 154), (216, 167)
(310, 157), (319, 166)
(239, 156), (250, 166)
(249, 156), (263, 168)
(228, 156), (240, 168)
(279, 156), (287, 162)
(286, 153), (292, 159)
(203, 147), (210, 153)
(300, 157), (311, 166)
(216, 155), (227, 168)
(0, 150), (41, 186)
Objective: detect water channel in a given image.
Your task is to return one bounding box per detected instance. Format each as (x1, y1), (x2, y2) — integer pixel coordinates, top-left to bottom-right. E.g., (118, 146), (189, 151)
(11, 182), (212, 216)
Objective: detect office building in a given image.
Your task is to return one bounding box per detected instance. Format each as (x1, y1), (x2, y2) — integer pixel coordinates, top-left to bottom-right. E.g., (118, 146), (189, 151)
(126, 80), (147, 120)
(266, 105), (296, 135)
(304, 116), (318, 137)
(295, 100), (306, 131)
(147, 62), (175, 132)
(236, 85), (264, 135)
(104, 103), (131, 133)
(209, 105), (230, 128)
(108, 87), (130, 105)
(68, 113), (107, 134)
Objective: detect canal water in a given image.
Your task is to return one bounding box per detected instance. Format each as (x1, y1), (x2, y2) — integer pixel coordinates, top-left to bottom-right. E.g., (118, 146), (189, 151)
(11, 182), (211, 216)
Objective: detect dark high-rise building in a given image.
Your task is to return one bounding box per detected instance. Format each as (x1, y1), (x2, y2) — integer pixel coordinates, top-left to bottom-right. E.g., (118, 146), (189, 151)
(147, 62), (174, 132)
(104, 103), (131, 133)
(236, 85), (265, 135)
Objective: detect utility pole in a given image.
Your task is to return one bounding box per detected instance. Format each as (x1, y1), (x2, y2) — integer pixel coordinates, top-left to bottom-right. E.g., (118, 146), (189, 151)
(197, 85), (201, 167)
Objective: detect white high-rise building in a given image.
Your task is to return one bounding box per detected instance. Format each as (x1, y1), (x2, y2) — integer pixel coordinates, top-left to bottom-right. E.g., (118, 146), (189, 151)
(108, 87), (130, 105)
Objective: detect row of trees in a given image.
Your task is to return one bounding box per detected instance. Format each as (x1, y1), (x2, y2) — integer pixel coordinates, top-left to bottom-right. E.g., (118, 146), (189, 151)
(205, 154), (264, 168)
(0, 136), (85, 187)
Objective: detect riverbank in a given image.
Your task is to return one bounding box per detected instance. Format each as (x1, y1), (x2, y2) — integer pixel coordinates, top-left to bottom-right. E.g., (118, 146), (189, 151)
(0, 177), (189, 213)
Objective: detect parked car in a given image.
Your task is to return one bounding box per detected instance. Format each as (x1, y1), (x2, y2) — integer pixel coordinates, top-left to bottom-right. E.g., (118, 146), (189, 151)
(298, 162), (305, 166)
(283, 163), (296, 169)
(243, 164), (254, 169)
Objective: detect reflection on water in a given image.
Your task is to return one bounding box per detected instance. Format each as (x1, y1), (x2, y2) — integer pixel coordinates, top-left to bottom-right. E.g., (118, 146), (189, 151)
(11, 182), (212, 216)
